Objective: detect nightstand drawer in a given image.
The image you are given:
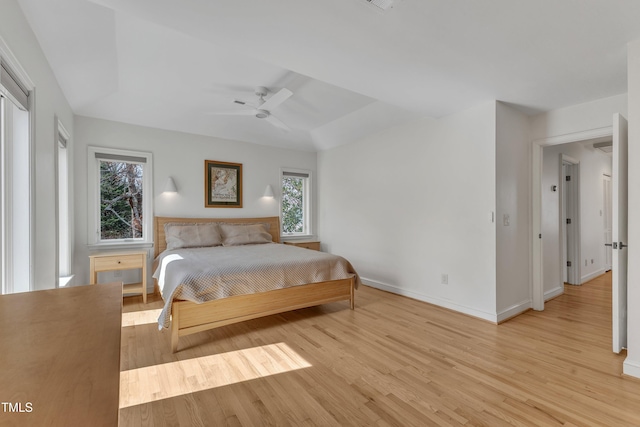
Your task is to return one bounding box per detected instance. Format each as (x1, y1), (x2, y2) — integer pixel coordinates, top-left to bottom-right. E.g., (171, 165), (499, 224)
(283, 241), (321, 251)
(93, 254), (143, 272)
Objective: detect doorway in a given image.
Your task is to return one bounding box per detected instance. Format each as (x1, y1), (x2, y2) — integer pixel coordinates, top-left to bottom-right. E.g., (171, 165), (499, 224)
(532, 114), (627, 354)
(533, 127), (615, 311)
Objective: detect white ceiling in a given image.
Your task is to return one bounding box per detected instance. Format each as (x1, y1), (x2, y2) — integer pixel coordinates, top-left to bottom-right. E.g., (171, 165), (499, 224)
(17, 0), (640, 151)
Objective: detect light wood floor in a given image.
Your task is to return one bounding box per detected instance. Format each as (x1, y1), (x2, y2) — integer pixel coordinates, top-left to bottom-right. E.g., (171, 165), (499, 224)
(120, 272), (640, 426)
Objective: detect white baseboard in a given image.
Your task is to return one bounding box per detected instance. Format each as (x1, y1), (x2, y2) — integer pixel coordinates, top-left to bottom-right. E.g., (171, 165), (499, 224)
(581, 268), (606, 284)
(496, 286), (563, 322)
(361, 277), (498, 323)
(544, 286), (564, 301)
(497, 299), (532, 323)
(623, 358), (640, 379)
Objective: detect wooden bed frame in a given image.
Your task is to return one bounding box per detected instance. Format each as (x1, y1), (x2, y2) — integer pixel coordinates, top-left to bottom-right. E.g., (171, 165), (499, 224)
(154, 216), (355, 352)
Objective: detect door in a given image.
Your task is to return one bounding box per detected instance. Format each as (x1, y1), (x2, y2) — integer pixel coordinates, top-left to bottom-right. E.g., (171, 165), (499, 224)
(562, 163), (569, 283)
(612, 113), (628, 353)
(562, 159), (580, 285)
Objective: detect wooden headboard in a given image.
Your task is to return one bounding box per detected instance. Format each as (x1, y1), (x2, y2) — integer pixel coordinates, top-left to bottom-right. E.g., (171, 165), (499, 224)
(154, 216), (281, 257)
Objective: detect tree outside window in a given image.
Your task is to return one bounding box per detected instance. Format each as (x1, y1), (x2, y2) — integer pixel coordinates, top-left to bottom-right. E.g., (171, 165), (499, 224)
(88, 147), (152, 246)
(282, 176), (304, 233)
(100, 161), (144, 240)
(281, 169), (310, 235)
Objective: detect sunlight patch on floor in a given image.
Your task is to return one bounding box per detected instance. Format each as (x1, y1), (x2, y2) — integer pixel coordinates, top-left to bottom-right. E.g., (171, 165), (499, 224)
(121, 308), (163, 327)
(119, 342), (311, 408)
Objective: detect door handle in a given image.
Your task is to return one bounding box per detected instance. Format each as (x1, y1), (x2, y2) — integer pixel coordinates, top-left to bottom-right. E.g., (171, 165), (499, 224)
(605, 243), (613, 247)
(620, 242), (628, 249)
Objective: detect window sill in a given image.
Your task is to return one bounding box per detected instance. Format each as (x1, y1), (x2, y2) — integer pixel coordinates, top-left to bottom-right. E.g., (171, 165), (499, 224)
(87, 242), (154, 251)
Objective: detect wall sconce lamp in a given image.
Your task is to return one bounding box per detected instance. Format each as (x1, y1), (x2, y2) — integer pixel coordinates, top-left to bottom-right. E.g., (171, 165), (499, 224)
(263, 184), (274, 198)
(163, 176), (178, 193)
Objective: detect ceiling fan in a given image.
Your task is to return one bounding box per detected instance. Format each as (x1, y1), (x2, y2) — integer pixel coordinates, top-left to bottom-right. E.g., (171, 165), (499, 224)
(209, 86), (293, 131)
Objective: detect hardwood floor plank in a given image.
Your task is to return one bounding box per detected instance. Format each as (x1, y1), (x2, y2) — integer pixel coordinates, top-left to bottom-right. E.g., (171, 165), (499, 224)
(119, 272), (640, 426)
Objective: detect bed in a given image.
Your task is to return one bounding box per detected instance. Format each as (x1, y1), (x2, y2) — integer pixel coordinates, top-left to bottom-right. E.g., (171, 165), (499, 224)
(153, 216), (358, 352)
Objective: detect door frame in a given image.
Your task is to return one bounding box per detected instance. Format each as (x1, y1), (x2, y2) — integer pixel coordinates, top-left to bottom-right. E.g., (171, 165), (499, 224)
(532, 126), (613, 310)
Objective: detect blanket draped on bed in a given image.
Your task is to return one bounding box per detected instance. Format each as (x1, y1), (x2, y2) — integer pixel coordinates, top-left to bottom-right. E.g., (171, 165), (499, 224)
(153, 243), (360, 329)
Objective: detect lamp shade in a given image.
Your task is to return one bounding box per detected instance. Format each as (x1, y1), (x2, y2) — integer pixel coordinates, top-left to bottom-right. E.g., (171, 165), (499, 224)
(263, 184), (274, 198)
(163, 177), (178, 193)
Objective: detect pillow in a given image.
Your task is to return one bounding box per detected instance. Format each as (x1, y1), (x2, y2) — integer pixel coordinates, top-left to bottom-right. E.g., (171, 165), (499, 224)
(219, 223), (273, 246)
(164, 222), (223, 250)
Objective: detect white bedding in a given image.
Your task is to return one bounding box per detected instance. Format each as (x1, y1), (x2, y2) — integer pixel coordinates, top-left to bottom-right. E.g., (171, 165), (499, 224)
(153, 243), (360, 329)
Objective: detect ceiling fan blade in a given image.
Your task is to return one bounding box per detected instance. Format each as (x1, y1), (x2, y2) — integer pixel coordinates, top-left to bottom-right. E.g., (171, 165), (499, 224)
(205, 109), (255, 116)
(264, 114), (291, 131)
(260, 88), (293, 111)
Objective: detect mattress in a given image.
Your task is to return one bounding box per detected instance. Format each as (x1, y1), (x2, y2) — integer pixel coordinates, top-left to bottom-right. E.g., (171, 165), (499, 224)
(153, 242), (360, 328)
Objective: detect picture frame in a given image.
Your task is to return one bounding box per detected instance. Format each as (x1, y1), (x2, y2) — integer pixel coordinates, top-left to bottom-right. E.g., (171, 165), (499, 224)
(204, 160), (242, 208)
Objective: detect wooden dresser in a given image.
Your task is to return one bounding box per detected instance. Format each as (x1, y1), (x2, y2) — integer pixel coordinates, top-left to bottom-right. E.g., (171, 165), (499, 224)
(0, 283), (122, 426)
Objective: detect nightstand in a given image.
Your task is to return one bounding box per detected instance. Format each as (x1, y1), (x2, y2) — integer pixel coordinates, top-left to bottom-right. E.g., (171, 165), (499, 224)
(283, 240), (321, 251)
(89, 250), (148, 303)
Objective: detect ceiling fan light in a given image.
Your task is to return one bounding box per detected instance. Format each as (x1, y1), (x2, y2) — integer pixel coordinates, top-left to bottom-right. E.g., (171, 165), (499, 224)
(255, 86), (268, 97)
(255, 110), (269, 119)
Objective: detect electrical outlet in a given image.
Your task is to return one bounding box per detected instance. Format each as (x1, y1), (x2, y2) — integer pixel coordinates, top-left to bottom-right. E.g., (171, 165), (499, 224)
(441, 274), (448, 285)
(503, 214), (510, 226)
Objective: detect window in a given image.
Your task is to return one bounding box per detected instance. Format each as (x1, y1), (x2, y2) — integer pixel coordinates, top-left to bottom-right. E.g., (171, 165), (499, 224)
(1, 56), (32, 295)
(281, 169), (312, 236)
(56, 119), (72, 286)
(88, 147), (153, 246)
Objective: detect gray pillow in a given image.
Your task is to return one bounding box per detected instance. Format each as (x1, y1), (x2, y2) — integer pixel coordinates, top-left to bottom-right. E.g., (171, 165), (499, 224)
(219, 223), (272, 246)
(164, 222), (223, 250)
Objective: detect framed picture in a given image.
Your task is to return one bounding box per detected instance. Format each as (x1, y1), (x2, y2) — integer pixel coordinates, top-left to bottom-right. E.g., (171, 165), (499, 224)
(204, 160), (242, 208)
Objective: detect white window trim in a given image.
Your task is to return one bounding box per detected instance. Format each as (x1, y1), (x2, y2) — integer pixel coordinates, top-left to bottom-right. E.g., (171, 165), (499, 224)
(0, 37), (34, 294)
(0, 36), (34, 102)
(55, 117), (72, 286)
(280, 167), (313, 238)
(87, 146), (153, 247)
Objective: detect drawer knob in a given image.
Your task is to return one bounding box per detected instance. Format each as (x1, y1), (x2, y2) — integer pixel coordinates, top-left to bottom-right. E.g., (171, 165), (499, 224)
(117, 261), (121, 264)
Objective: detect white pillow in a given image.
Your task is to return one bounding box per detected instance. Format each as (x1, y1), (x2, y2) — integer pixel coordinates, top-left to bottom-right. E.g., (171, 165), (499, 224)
(164, 223), (223, 250)
(219, 223), (272, 246)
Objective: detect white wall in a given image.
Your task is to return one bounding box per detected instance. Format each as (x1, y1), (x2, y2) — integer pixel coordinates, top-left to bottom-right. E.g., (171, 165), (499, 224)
(73, 116), (317, 284)
(542, 142), (612, 294)
(318, 102), (498, 321)
(0, 0), (75, 290)
(496, 102), (531, 320)
(624, 40), (640, 378)
(530, 94), (627, 142)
